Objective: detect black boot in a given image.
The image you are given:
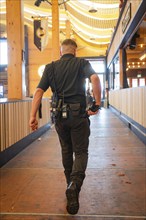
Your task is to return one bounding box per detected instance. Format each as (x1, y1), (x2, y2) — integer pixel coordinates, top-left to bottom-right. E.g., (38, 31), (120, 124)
(66, 181), (79, 215)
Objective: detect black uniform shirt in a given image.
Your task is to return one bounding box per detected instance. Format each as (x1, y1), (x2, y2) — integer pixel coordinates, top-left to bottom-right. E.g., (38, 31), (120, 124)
(37, 54), (96, 107)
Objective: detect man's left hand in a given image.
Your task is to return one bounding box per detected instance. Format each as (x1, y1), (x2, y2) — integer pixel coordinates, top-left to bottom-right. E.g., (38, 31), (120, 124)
(29, 117), (38, 131)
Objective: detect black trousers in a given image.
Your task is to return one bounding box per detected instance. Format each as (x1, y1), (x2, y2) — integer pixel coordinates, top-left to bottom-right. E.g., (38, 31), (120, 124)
(55, 115), (90, 190)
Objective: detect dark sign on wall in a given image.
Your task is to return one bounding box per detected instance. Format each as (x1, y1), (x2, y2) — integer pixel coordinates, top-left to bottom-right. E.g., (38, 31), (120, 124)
(122, 3), (131, 33)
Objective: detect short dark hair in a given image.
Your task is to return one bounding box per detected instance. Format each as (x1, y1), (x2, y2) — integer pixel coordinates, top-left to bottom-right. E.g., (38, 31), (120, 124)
(61, 39), (77, 48)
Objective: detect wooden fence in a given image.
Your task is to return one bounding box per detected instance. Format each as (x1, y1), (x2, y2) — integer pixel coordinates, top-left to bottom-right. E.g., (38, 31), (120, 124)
(0, 98), (50, 152)
(109, 87), (146, 128)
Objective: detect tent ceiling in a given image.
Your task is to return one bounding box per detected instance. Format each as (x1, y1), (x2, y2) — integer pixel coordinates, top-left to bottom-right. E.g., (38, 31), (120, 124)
(0, 0), (146, 62)
(0, 0), (120, 56)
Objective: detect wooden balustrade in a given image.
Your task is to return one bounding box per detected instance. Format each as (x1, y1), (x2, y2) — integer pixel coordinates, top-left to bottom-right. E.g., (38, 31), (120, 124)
(109, 87), (146, 128)
(0, 98), (50, 152)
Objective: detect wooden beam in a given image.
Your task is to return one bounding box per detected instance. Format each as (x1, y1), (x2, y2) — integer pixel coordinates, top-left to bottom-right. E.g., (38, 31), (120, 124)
(6, 0), (25, 99)
(52, 0), (60, 60)
(66, 20), (71, 39)
(119, 49), (124, 89)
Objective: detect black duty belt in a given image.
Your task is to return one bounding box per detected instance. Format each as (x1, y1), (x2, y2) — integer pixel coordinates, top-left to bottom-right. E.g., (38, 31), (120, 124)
(51, 100), (86, 121)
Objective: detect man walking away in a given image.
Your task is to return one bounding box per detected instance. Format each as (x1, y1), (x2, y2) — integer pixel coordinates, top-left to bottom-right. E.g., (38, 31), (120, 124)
(29, 39), (101, 215)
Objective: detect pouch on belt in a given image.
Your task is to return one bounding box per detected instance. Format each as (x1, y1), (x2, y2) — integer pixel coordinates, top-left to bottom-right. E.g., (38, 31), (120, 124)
(69, 103), (81, 116)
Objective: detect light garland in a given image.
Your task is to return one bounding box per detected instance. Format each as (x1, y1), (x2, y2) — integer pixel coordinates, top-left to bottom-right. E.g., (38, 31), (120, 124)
(127, 61), (145, 69)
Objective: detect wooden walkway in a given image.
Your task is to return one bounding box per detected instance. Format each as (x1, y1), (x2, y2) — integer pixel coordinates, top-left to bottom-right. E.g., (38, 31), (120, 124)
(0, 108), (146, 220)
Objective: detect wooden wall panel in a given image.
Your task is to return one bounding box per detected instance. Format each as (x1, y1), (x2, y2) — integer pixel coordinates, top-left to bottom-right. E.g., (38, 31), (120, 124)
(29, 49), (53, 64)
(28, 27), (53, 97)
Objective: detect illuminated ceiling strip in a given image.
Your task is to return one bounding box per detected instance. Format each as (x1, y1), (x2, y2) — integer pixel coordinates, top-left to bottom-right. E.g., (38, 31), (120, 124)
(0, 10), (5, 14)
(68, 1), (118, 20)
(67, 11), (113, 31)
(71, 20), (111, 38)
(77, 0), (119, 9)
(75, 1), (119, 13)
(0, 1), (5, 7)
(24, 7), (50, 16)
(24, 16), (65, 29)
(75, 31), (110, 43)
(74, 29), (110, 45)
(0, 20), (6, 25)
(24, 7), (67, 21)
(24, 3), (51, 13)
(0, 3), (6, 13)
(0, 5), (5, 9)
(0, 5), (51, 16)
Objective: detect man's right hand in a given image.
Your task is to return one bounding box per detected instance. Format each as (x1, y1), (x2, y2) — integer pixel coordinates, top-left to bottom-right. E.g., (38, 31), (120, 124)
(29, 117), (38, 131)
(87, 109), (100, 116)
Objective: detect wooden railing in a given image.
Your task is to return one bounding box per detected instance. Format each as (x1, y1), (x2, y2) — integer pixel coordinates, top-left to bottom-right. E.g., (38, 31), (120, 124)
(0, 98), (50, 152)
(109, 87), (146, 128)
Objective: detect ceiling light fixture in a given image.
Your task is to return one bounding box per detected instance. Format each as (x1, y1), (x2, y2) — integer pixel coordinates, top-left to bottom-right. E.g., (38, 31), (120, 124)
(88, 6), (97, 13)
(88, 1), (97, 13)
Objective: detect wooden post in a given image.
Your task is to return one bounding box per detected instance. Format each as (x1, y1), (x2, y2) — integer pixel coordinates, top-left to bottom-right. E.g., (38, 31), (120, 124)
(129, 78), (132, 87)
(119, 49), (123, 89)
(52, 0), (60, 60)
(6, 0), (25, 99)
(66, 20), (71, 39)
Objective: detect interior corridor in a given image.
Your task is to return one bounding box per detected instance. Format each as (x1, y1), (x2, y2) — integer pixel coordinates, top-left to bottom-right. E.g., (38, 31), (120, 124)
(0, 108), (146, 220)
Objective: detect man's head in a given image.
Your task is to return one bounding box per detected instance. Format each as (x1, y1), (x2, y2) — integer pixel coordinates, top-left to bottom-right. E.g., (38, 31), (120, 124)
(60, 39), (77, 56)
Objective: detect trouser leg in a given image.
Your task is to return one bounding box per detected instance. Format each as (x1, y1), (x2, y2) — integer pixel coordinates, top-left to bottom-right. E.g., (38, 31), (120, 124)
(55, 123), (73, 185)
(55, 117), (90, 189)
(70, 117), (90, 190)
(59, 137), (73, 185)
